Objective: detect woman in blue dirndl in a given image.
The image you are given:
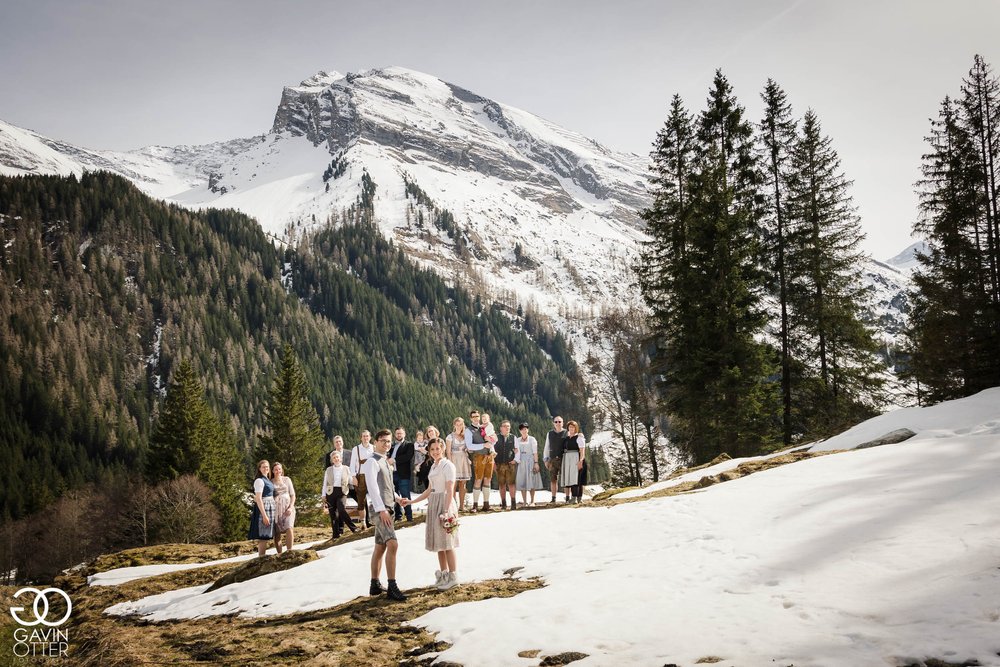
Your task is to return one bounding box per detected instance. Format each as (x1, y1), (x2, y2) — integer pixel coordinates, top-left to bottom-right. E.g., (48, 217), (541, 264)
(249, 459), (276, 556)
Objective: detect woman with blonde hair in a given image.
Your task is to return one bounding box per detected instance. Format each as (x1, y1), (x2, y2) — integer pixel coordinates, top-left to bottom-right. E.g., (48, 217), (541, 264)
(515, 422), (543, 507)
(270, 462), (297, 553)
(560, 421), (587, 504)
(445, 418), (471, 511)
(248, 459), (275, 557)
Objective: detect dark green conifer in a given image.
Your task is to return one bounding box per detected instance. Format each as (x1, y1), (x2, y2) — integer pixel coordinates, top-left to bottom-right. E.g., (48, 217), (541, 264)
(641, 71), (777, 463)
(257, 345), (326, 494)
(785, 110), (884, 431)
(758, 79), (798, 445)
(909, 96), (993, 401)
(147, 361), (207, 482)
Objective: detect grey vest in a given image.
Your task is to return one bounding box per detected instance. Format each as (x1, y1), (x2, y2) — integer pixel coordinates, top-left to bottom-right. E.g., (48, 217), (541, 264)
(367, 454), (395, 510)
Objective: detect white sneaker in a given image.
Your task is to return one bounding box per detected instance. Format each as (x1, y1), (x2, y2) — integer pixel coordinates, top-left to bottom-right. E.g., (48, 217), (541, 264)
(434, 570), (444, 587)
(437, 571), (458, 591)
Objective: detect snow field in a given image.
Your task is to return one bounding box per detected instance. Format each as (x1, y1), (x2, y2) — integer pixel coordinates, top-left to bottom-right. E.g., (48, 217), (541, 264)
(100, 388), (1000, 666)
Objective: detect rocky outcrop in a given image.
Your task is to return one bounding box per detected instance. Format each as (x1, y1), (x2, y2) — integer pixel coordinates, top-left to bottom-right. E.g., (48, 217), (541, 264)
(269, 67), (647, 216)
(855, 428), (917, 449)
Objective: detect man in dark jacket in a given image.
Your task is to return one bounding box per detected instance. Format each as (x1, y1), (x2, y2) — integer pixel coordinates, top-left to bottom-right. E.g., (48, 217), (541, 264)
(543, 416), (566, 503)
(388, 426), (415, 522)
(494, 420), (518, 510)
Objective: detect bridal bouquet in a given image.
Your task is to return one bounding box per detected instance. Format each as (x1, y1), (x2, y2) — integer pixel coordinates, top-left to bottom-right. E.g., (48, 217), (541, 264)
(439, 511), (460, 535)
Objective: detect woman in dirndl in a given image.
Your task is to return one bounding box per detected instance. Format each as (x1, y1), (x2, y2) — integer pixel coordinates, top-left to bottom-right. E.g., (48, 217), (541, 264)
(445, 417), (471, 511)
(249, 459), (276, 556)
(515, 422), (543, 506)
(560, 421), (587, 504)
(270, 461), (296, 554)
(404, 437), (460, 590)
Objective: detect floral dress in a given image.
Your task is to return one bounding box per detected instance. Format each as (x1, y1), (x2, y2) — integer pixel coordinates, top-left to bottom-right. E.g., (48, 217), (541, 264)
(272, 477), (296, 533)
(446, 433), (471, 480)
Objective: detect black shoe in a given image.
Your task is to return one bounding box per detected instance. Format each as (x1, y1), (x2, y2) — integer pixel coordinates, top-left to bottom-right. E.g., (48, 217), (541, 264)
(510, 499), (517, 510)
(369, 579), (383, 596)
(387, 580), (407, 602)
(500, 501), (507, 510)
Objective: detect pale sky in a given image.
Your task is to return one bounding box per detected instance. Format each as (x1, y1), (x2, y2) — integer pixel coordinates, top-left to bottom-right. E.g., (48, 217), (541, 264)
(2, 0), (998, 259)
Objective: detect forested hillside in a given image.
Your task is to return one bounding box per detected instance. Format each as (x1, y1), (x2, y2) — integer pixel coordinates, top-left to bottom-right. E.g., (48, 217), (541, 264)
(0, 172), (586, 521)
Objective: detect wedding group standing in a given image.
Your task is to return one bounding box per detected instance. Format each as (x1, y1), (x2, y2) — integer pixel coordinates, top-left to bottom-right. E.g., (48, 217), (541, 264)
(247, 410), (588, 602)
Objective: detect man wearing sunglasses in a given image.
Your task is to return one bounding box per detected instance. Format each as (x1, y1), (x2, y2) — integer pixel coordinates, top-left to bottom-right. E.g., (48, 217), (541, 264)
(543, 417), (566, 503)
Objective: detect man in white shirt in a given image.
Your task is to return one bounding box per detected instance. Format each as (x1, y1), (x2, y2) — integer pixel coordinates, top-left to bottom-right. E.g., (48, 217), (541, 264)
(350, 430), (374, 527)
(364, 429), (407, 601)
(321, 449), (357, 538)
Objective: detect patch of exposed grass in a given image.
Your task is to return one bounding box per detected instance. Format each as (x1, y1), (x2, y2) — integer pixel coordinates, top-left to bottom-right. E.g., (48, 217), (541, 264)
(87, 526), (335, 575)
(593, 449), (834, 506)
(66, 572), (543, 666)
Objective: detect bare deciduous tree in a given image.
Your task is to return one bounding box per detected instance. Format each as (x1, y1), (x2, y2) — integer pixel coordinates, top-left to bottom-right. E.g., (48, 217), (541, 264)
(152, 476), (221, 545)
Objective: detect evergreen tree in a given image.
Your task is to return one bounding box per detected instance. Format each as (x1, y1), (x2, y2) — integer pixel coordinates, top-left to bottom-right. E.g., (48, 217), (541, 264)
(258, 345), (326, 494)
(198, 417), (249, 541)
(147, 361), (248, 540)
(785, 110), (884, 432)
(146, 361), (207, 482)
(909, 96), (993, 401)
(641, 70), (778, 463)
(758, 79), (798, 445)
(960, 55), (1000, 309)
(638, 95), (695, 395)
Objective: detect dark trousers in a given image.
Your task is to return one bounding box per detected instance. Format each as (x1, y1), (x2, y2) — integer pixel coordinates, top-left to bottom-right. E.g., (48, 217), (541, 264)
(327, 489), (357, 538)
(393, 474), (413, 521)
(571, 460), (588, 499)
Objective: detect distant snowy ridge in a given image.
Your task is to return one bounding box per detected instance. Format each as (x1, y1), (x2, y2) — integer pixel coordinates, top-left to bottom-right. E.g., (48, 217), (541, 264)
(884, 240), (928, 273)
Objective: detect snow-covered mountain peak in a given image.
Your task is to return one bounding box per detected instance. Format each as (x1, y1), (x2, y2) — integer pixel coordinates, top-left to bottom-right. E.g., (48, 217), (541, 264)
(291, 69), (345, 92)
(883, 240), (927, 273)
(268, 65), (647, 208)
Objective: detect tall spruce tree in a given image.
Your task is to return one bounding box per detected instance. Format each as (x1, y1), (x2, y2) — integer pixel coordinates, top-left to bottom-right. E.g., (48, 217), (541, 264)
(147, 361), (208, 482)
(641, 70), (778, 463)
(258, 345), (326, 494)
(198, 417), (249, 541)
(785, 110), (884, 432)
(958, 55), (1000, 388)
(148, 361), (248, 540)
(909, 96), (993, 401)
(758, 79), (798, 445)
(961, 55), (1000, 309)
(638, 94), (695, 422)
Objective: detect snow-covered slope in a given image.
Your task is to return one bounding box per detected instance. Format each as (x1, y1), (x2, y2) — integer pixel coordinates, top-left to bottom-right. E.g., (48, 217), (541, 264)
(101, 389), (1000, 666)
(863, 257), (911, 351)
(0, 66), (912, 343)
(0, 118), (260, 200)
